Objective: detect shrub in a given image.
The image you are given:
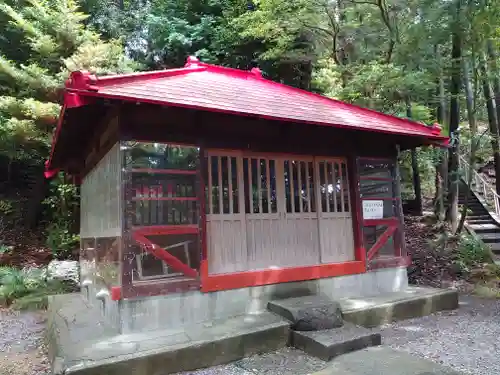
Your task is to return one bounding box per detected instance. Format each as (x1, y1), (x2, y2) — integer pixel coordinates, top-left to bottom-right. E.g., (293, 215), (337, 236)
(0, 266), (70, 310)
(0, 199), (13, 216)
(46, 222), (80, 260)
(454, 233), (494, 274)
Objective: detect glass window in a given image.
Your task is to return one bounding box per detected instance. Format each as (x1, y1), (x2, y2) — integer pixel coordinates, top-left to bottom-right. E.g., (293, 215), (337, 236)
(123, 142), (202, 288)
(357, 157), (403, 261)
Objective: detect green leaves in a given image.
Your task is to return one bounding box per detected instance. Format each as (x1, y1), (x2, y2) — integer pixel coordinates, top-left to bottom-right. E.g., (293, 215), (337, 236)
(0, 0), (136, 164)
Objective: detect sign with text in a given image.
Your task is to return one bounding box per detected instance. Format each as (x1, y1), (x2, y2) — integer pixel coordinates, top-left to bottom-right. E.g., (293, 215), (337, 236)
(362, 200), (384, 220)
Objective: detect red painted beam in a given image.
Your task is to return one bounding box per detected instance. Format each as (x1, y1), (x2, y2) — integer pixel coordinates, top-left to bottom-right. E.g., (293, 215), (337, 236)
(366, 225), (397, 260)
(132, 232), (198, 278)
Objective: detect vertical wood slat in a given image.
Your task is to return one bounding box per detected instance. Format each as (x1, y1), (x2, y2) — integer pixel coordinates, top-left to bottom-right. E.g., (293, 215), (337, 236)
(290, 161), (295, 214)
(339, 162), (345, 213)
(218, 156), (223, 214)
(238, 156), (245, 216)
(228, 156), (233, 214)
(331, 162), (337, 212)
(266, 159), (271, 214)
(208, 156), (213, 214)
(323, 162), (330, 213)
(297, 161), (307, 213)
(344, 162), (351, 212)
(306, 162), (311, 213)
(248, 158), (253, 214)
(297, 161), (303, 213)
(257, 159), (263, 214)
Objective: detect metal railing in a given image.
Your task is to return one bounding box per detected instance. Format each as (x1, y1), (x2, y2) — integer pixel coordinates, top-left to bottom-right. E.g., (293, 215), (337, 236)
(458, 154), (500, 216)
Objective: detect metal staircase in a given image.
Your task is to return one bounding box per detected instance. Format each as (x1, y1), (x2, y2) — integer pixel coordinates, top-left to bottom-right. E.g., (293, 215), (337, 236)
(458, 155), (500, 259)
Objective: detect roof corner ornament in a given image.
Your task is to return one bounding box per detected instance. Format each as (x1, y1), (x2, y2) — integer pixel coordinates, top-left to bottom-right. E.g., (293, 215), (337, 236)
(250, 67), (263, 78)
(65, 70), (98, 91)
(431, 122), (442, 135)
(185, 55), (200, 67)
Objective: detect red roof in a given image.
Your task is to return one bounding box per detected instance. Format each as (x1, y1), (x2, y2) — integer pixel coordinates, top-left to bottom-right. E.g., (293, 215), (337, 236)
(47, 56), (447, 175)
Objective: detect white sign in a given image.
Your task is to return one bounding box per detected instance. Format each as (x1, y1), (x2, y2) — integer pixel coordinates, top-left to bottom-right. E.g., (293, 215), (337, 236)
(362, 200), (384, 220)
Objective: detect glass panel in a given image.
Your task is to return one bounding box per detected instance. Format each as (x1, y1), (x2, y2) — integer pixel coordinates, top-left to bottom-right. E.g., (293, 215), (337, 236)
(244, 157), (277, 214)
(285, 160), (316, 213)
(318, 160), (350, 213)
(80, 238), (96, 285)
(359, 179), (394, 199)
(132, 173), (197, 226)
(95, 237), (121, 287)
(358, 160), (395, 179)
(126, 142), (198, 170)
(79, 143), (122, 301)
(123, 141), (201, 287)
(131, 234), (200, 281)
(363, 225), (396, 258)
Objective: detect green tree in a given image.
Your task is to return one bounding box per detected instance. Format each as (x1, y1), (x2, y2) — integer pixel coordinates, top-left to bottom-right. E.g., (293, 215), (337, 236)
(0, 0), (137, 173)
(0, 0), (137, 233)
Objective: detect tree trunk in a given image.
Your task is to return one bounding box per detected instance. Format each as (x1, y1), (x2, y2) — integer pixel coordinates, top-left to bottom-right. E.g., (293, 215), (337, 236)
(434, 46), (448, 221)
(463, 58), (477, 134)
(480, 52), (500, 195)
(446, 16), (462, 234)
(486, 40), (500, 194)
(406, 97), (422, 215)
(457, 58), (480, 234)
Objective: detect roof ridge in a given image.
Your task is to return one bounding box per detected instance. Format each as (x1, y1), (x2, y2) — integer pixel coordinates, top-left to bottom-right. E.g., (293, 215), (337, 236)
(185, 56), (264, 79)
(65, 65), (206, 91)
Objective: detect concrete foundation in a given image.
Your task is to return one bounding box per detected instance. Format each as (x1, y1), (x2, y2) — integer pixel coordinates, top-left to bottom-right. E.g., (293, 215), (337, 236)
(119, 267), (408, 333)
(47, 283), (459, 375)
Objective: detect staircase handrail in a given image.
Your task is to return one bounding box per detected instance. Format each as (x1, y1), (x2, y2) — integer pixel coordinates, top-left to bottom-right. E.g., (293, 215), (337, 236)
(458, 154), (500, 216)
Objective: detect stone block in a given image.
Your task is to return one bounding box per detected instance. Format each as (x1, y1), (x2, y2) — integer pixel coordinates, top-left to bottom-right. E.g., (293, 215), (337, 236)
(268, 295), (343, 331)
(311, 346), (465, 375)
(342, 288), (459, 328)
(64, 313), (290, 375)
(292, 323), (381, 361)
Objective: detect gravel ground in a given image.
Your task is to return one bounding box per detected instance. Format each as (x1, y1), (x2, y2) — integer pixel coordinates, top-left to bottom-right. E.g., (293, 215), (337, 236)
(181, 295), (500, 375)
(2, 295), (500, 375)
(0, 309), (50, 375)
(381, 295), (500, 375)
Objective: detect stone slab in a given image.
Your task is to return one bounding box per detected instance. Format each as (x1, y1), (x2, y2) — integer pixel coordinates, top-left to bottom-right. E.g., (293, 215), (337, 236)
(311, 346), (465, 375)
(292, 322), (381, 361)
(55, 312), (289, 375)
(268, 295), (343, 331)
(468, 223), (499, 231)
(339, 286), (458, 328)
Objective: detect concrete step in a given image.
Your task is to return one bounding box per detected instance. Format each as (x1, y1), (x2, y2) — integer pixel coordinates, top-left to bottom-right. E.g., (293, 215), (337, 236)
(488, 243), (500, 253)
(475, 232), (500, 243)
(467, 214), (492, 219)
(311, 346), (468, 375)
(339, 287), (458, 328)
(291, 322), (381, 361)
(468, 223), (500, 233)
(467, 219), (495, 225)
(464, 206), (488, 212)
(47, 294), (290, 375)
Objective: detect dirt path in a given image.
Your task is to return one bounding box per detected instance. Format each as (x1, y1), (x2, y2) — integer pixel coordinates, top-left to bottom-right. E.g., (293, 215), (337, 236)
(0, 309), (50, 375)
